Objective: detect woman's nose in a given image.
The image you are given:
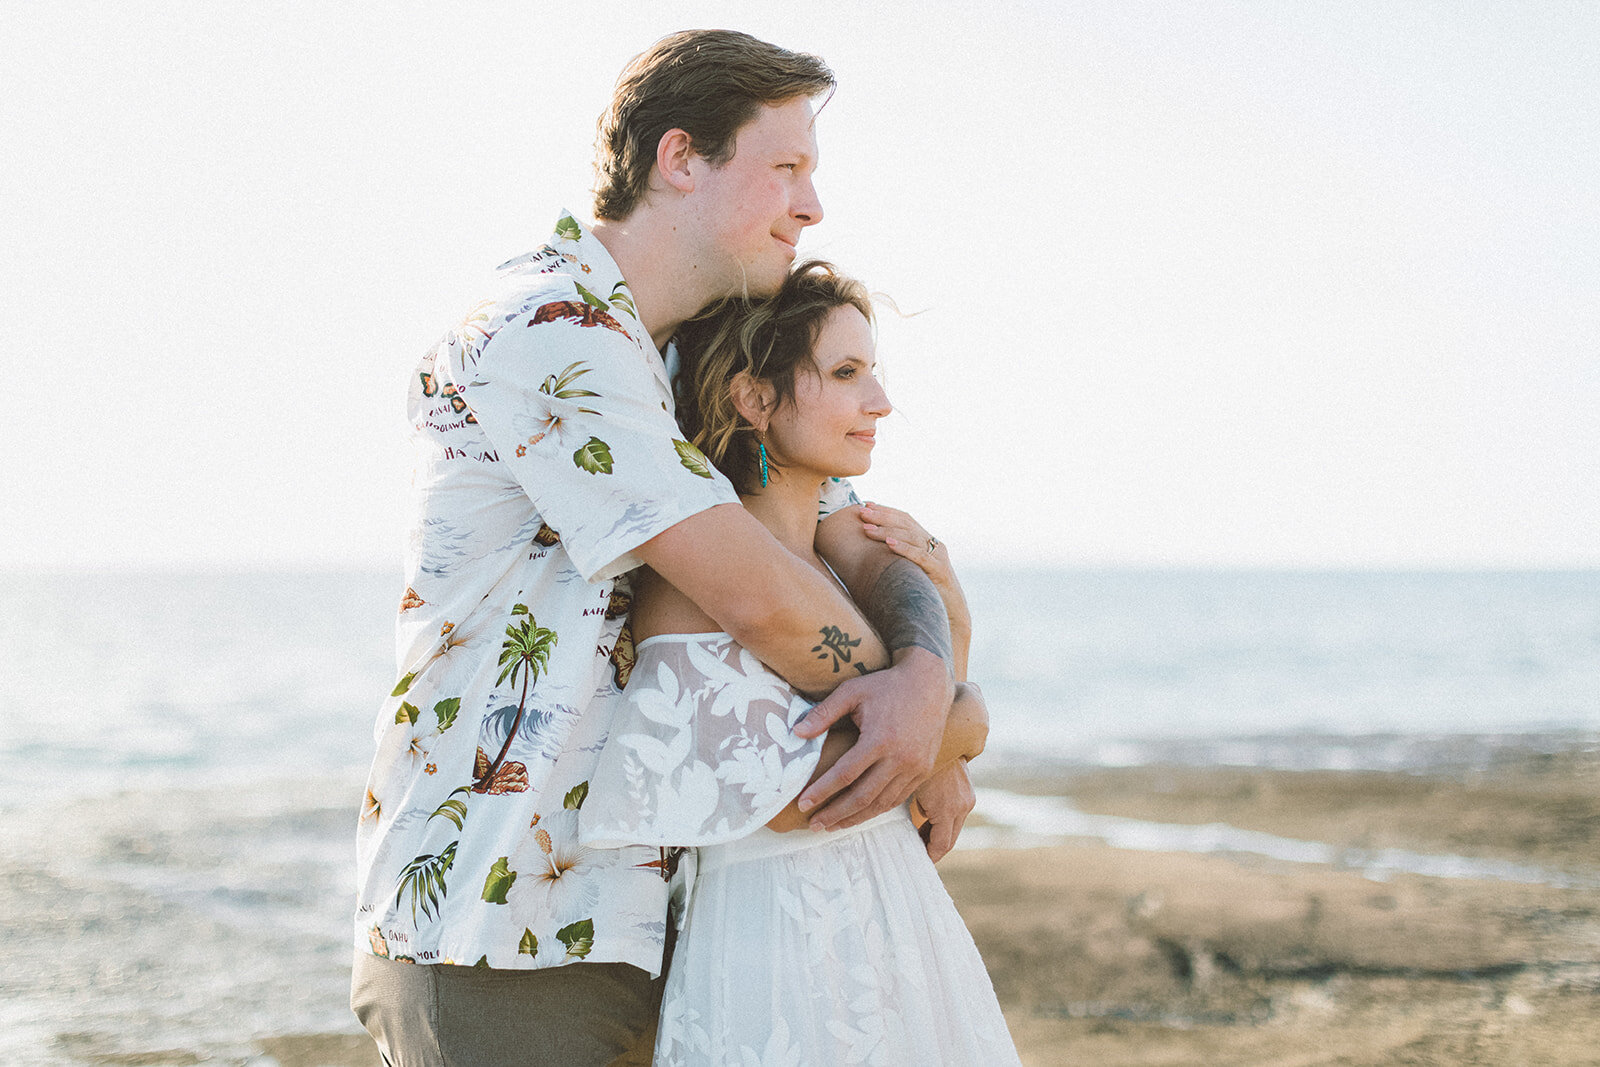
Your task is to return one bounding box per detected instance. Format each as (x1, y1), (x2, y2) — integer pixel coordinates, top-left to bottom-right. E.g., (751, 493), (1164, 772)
(865, 378), (891, 417)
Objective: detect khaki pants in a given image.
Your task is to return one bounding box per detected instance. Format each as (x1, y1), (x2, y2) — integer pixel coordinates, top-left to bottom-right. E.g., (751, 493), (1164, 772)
(350, 952), (662, 1067)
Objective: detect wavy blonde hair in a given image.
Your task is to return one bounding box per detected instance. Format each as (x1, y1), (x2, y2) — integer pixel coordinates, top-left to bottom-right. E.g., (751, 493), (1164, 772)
(673, 260), (874, 494)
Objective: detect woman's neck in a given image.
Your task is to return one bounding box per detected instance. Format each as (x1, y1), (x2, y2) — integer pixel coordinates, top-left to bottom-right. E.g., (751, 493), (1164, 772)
(739, 474), (828, 559)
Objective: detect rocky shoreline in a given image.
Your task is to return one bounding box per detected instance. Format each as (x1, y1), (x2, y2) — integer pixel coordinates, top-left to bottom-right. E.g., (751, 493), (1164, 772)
(4, 741), (1598, 1065)
(962, 743), (1600, 1064)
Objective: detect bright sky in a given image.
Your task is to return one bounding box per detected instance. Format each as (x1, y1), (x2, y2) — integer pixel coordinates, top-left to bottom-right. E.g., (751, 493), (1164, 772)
(4, 1), (1596, 571)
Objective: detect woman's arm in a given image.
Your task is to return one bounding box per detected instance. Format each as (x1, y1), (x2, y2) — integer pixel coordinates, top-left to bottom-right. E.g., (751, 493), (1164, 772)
(843, 502), (985, 858)
(766, 681), (987, 832)
(638, 504), (890, 696)
(847, 502), (971, 680)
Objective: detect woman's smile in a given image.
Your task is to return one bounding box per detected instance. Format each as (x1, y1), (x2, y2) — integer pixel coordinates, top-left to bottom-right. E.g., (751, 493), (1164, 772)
(765, 304), (892, 483)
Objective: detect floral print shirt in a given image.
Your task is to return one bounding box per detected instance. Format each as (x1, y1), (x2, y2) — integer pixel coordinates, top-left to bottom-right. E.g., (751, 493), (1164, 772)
(353, 212), (753, 974)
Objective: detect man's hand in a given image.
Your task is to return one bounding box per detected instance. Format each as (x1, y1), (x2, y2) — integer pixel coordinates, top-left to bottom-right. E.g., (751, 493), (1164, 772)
(910, 758), (975, 862)
(793, 646), (953, 830)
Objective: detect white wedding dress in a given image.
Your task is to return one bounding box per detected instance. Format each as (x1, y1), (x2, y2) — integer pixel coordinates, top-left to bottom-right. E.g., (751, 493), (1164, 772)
(582, 633), (1020, 1066)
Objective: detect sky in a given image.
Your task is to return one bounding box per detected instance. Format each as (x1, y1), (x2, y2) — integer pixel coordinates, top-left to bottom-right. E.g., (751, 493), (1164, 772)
(3, 1), (1596, 571)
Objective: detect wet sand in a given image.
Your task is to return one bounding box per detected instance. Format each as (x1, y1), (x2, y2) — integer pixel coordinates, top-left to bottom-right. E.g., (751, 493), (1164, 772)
(4, 744), (1599, 1065)
(962, 744), (1600, 1065)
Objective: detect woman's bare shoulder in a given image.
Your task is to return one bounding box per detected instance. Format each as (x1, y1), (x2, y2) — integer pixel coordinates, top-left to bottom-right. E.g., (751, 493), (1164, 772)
(629, 567), (720, 641)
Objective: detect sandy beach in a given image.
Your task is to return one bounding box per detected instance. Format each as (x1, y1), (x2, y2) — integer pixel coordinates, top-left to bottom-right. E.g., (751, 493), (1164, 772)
(963, 744), (1600, 1065)
(4, 741), (1599, 1065)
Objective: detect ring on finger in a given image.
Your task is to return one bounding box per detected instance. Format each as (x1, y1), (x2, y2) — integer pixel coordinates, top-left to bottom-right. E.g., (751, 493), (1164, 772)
(927, 535), (940, 555)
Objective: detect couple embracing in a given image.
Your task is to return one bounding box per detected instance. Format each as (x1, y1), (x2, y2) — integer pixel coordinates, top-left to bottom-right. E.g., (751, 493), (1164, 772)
(352, 29), (1020, 1066)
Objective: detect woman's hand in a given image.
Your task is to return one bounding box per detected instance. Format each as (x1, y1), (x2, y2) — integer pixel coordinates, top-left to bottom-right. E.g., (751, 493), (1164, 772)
(856, 502), (971, 677)
(909, 758), (975, 862)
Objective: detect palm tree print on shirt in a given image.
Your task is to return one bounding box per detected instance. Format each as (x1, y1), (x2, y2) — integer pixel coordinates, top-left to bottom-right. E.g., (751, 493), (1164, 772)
(473, 605), (557, 794)
(395, 841), (458, 925)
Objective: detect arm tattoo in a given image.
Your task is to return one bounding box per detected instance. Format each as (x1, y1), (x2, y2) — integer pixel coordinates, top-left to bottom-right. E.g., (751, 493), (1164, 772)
(859, 558), (953, 667)
(812, 625), (865, 673)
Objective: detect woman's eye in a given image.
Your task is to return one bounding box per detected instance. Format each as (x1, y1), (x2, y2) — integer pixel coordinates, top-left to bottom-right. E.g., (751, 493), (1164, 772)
(834, 366), (856, 379)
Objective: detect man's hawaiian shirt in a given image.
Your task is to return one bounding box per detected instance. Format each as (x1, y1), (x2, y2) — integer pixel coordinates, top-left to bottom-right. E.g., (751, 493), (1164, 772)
(353, 212), (749, 973)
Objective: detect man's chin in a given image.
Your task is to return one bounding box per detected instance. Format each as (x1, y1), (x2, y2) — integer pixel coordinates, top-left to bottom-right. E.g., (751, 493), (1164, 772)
(744, 269), (788, 299)
(712, 254), (789, 302)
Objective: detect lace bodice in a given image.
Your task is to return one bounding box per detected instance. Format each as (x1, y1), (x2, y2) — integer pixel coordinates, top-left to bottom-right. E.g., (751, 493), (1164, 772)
(579, 633), (826, 849)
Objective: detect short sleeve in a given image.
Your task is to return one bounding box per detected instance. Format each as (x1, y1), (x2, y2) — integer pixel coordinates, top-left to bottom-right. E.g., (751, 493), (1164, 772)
(818, 477), (861, 520)
(579, 636), (825, 849)
(457, 288), (739, 583)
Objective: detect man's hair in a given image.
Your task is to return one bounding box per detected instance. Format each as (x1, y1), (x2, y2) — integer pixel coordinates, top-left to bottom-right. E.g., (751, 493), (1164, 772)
(674, 260), (874, 495)
(593, 30), (835, 221)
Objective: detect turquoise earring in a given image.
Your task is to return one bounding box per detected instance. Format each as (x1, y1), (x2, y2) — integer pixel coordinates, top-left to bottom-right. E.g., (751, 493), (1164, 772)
(759, 441), (770, 487)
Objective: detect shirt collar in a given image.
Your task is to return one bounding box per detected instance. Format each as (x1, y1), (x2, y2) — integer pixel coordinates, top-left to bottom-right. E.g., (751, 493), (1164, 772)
(550, 210), (646, 335)
(549, 211), (673, 389)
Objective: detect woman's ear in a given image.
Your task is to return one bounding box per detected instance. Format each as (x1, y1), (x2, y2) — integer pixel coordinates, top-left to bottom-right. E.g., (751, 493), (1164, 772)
(655, 128), (697, 195)
(729, 372), (777, 430)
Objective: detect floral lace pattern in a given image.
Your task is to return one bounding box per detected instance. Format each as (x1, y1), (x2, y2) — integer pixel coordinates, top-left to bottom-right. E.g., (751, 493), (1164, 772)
(582, 633), (1020, 1064)
(580, 634), (825, 849)
(658, 812), (1021, 1065)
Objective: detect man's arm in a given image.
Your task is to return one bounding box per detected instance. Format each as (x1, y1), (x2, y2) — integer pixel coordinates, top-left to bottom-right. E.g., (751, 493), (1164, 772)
(766, 680), (986, 833)
(785, 508), (957, 830)
(634, 503), (890, 697)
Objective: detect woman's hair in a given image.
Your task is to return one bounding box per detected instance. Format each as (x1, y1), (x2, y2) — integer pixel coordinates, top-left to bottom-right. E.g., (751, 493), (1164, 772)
(674, 260), (874, 494)
(593, 30), (835, 222)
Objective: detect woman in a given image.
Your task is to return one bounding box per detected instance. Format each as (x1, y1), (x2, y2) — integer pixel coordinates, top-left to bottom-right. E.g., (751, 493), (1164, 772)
(581, 262), (1020, 1065)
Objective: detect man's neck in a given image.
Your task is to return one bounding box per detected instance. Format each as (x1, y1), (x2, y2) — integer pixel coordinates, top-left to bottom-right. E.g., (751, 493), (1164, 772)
(591, 214), (722, 352)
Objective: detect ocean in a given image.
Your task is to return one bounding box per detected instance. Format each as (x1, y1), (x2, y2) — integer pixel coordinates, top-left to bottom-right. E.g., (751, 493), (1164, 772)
(2, 567), (1596, 1064)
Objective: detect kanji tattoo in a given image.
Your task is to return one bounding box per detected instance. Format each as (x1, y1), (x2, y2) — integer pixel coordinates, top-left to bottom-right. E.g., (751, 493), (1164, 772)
(812, 625), (864, 673)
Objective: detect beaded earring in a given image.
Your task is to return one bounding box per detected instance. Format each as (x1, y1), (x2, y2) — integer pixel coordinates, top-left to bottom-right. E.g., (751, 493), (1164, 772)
(758, 441), (770, 488)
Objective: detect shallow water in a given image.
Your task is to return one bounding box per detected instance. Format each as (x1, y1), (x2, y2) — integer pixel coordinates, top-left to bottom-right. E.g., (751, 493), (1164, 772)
(967, 787), (1600, 890)
(0, 777), (362, 1067)
(5, 568), (1597, 807)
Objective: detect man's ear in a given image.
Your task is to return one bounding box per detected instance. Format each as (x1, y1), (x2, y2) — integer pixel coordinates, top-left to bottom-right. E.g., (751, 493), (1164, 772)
(656, 128), (697, 195)
(730, 371), (777, 430)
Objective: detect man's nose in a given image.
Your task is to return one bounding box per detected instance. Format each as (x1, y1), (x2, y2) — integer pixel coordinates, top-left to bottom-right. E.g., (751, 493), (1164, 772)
(793, 176), (823, 226)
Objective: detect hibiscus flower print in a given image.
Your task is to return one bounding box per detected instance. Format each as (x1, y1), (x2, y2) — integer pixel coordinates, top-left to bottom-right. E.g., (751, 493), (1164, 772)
(511, 361), (601, 452)
(509, 811), (602, 924)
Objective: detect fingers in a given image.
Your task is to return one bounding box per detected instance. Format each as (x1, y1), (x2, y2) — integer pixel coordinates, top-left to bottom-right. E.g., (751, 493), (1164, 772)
(859, 506), (930, 550)
(924, 816), (958, 862)
(859, 521), (917, 552)
(948, 806), (970, 855)
(797, 743), (874, 815)
(818, 768), (921, 831)
(805, 762), (900, 830)
(859, 501), (915, 528)
(792, 685), (857, 739)
(912, 758), (975, 860)
(883, 536), (940, 574)
(858, 503), (949, 583)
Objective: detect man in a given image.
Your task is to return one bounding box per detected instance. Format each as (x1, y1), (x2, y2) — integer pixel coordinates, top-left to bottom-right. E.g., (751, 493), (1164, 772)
(351, 30), (972, 1065)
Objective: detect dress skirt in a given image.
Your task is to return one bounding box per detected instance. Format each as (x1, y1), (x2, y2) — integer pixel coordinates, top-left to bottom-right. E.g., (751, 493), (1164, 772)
(654, 808), (1022, 1066)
